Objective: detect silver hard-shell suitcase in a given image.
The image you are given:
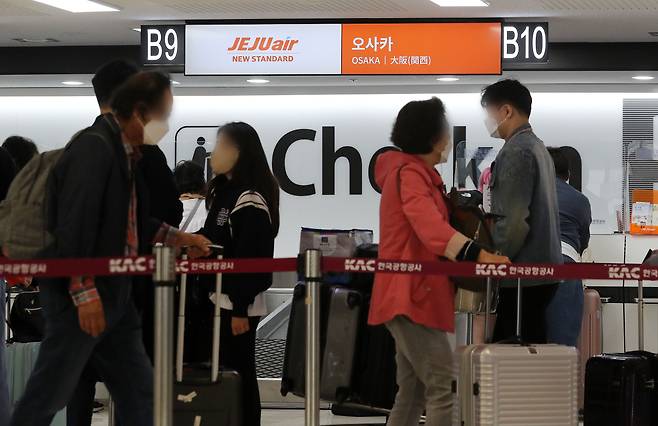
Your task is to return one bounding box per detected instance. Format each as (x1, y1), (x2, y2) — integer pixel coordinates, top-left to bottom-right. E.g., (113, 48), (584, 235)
(453, 278), (579, 426)
(320, 286), (363, 402)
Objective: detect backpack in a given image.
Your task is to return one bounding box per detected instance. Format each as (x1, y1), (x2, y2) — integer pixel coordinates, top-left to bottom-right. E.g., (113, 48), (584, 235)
(0, 127), (110, 259)
(0, 148), (65, 259)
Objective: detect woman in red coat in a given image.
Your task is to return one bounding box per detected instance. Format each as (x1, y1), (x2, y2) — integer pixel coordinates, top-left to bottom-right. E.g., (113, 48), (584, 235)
(369, 98), (508, 426)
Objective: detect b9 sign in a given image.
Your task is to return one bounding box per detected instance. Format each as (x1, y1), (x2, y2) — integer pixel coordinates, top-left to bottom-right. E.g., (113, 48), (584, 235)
(502, 22), (549, 64)
(141, 25), (185, 66)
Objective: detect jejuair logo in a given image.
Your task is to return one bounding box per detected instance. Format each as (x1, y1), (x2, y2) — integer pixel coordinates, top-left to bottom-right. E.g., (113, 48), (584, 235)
(228, 36), (299, 52)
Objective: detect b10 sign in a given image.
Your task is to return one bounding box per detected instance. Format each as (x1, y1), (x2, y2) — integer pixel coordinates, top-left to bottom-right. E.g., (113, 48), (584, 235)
(185, 24), (342, 75)
(341, 22), (502, 75)
(502, 22), (549, 64)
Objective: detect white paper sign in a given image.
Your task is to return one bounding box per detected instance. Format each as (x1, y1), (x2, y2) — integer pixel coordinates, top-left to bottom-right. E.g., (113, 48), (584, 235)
(185, 24), (342, 75)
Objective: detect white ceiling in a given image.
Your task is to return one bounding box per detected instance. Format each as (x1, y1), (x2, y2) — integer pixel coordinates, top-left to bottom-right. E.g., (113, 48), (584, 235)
(1, 71), (657, 95)
(1, 0), (658, 46)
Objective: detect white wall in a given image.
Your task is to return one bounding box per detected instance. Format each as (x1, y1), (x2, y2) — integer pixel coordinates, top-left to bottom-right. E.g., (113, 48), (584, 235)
(0, 91), (642, 256)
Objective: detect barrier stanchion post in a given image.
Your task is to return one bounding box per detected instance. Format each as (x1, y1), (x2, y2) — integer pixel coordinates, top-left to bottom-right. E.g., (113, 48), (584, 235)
(516, 278), (522, 341)
(638, 279), (645, 350)
(153, 245), (176, 426)
(304, 249), (322, 426)
(107, 397), (115, 426)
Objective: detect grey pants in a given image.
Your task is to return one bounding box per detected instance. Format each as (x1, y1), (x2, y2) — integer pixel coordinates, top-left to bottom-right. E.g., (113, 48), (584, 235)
(386, 316), (453, 426)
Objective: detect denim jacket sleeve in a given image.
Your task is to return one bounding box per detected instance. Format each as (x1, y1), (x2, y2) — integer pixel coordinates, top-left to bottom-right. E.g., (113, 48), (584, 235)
(491, 144), (536, 259)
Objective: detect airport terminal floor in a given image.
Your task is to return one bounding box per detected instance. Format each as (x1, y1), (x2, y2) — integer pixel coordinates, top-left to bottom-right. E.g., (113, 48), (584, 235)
(3, 1), (658, 426)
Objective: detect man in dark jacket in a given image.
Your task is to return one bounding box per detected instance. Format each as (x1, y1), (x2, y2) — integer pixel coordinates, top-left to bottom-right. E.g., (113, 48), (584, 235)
(546, 148), (592, 346)
(133, 144), (183, 360)
(482, 79), (563, 344)
(9, 71), (210, 426)
(67, 60), (184, 426)
(0, 146), (16, 201)
(0, 146), (16, 425)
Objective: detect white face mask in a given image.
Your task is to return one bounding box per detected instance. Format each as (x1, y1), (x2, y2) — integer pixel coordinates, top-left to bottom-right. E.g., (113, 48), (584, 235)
(439, 139), (452, 164)
(484, 116), (505, 139)
(143, 119), (169, 145)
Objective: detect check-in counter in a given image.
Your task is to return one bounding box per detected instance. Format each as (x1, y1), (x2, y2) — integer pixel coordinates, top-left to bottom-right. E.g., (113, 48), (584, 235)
(586, 234), (658, 353)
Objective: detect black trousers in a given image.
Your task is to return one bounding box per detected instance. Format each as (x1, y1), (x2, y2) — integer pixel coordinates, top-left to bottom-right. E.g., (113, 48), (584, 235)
(492, 283), (559, 344)
(220, 309), (261, 426)
(68, 276), (156, 426)
(66, 364), (99, 426)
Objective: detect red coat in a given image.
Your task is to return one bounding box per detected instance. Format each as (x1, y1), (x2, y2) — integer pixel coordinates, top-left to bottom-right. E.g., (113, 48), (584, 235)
(368, 151), (468, 332)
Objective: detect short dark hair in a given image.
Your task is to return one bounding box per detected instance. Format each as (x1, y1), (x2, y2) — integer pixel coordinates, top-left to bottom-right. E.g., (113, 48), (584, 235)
(481, 79), (532, 117)
(391, 97), (448, 155)
(92, 59), (139, 106)
(0, 146), (17, 202)
(110, 71), (172, 120)
(548, 147), (570, 180)
(2, 136), (38, 171)
(174, 161), (206, 196)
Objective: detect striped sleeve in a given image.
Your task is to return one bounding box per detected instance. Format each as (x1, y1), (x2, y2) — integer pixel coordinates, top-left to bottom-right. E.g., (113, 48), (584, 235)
(231, 191), (271, 223)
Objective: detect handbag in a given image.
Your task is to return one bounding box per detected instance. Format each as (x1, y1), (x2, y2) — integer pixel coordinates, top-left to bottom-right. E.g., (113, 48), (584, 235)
(8, 289), (44, 343)
(447, 188), (500, 313)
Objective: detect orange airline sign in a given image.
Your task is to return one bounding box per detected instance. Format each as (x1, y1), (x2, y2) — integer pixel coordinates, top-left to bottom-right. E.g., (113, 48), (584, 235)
(341, 22), (502, 75)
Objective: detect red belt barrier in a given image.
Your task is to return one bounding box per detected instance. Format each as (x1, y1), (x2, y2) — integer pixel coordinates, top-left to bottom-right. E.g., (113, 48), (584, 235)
(0, 255), (656, 281)
(323, 258), (658, 281)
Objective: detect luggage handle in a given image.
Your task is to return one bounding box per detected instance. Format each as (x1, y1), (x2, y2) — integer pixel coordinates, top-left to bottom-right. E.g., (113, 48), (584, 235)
(483, 277), (493, 343)
(516, 278), (522, 341)
(638, 278), (645, 351)
(176, 246), (224, 383)
(491, 278), (524, 345)
(636, 248), (658, 352)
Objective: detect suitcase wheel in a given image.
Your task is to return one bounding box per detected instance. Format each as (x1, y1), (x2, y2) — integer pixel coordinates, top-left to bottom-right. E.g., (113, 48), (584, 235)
(335, 387), (350, 403)
(293, 285), (305, 299)
(280, 379), (291, 396)
(347, 293), (362, 309)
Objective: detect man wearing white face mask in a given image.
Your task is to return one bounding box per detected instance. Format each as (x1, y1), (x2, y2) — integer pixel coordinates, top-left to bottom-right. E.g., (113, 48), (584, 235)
(480, 79), (562, 344)
(10, 71), (212, 426)
(67, 61), (184, 426)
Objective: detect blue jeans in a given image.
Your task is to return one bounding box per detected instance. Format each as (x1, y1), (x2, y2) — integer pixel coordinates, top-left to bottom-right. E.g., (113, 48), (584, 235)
(0, 280), (11, 424)
(10, 279), (153, 426)
(546, 256), (584, 347)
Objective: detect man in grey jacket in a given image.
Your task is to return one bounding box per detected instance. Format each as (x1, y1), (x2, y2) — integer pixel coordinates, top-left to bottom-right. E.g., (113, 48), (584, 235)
(481, 79), (562, 344)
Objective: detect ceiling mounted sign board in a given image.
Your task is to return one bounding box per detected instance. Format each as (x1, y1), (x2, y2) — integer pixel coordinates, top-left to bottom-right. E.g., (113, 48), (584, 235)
(341, 22), (502, 75)
(179, 20), (510, 75)
(185, 24), (342, 75)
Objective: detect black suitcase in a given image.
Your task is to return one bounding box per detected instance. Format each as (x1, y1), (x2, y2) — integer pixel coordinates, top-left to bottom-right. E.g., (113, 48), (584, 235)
(173, 252), (242, 426)
(280, 282), (363, 403)
(585, 352), (655, 426)
(350, 243), (379, 294)
(347, 244), (398, 410)
(584, 251), (658, 426)
(280, 283), (320, 398)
